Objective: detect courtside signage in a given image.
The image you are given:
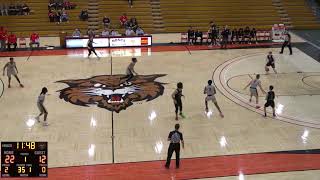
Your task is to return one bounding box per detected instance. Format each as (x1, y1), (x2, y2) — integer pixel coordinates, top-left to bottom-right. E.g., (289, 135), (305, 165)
(65, 36), (152, 48)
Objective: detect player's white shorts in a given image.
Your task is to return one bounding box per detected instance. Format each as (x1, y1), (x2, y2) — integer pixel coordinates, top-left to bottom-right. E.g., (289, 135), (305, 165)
(250, 87), (258, 96)
(205, 95), (217, 103)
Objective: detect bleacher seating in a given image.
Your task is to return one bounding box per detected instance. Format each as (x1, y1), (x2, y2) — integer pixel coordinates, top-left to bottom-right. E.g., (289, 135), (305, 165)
(0, 0), (319, 37)
(98, 0), (153, 35)
(282, 0), (320, 29)
(160, 0), (282, 33)
(0, 0), (88, 36)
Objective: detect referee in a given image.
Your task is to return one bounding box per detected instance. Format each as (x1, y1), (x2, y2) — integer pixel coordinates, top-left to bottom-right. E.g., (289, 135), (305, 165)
(280, 31), (292, 55)
(165, 123), (184, 169)
(87, 37), (99, 58)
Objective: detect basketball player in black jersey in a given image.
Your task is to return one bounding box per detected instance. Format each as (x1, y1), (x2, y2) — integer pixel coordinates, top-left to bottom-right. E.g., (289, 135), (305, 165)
(172, 82), (184, 120)
(87, 37), (100, 58)
(265, 51), (277, 74)
(264, 85), (276, 117)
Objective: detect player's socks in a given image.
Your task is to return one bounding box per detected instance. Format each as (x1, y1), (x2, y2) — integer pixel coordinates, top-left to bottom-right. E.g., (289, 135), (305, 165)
(35, 116), (40, 122)
(43, 121), (49, 126)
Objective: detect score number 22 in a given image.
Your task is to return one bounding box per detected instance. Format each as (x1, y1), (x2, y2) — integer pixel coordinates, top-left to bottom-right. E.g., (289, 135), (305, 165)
(4, 155), (15, 164)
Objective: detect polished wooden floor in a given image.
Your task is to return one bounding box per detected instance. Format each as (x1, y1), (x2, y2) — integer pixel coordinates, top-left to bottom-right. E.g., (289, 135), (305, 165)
(0, 45), (320, 179)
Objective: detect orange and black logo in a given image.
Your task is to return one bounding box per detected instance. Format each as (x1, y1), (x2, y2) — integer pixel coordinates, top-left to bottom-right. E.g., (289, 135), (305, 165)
(57, 74), (166, 113)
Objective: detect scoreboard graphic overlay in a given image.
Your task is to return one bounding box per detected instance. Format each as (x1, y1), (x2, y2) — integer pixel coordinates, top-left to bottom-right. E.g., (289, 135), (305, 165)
(1, 142), (48, 177)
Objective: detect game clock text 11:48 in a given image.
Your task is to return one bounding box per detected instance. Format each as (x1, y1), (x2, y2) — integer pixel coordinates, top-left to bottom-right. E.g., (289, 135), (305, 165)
(1, 142), (48, 177)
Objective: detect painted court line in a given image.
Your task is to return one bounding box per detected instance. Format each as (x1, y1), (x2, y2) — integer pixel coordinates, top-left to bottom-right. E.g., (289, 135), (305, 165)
(2, 149), (320, 180)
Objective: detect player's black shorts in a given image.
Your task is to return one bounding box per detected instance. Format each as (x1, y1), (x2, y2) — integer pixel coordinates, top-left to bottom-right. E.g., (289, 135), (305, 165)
(266, 62), (275, 68)
(264, 100), (275, 108)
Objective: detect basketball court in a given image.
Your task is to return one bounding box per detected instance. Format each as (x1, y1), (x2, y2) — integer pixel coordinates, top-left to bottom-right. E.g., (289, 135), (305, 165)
(0, 42), (320, 179)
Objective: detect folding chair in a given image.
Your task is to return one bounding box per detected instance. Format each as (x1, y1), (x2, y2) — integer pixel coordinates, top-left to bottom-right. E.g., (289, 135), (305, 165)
(202, 32), (208, 44)
(19, 37), (26, 48)
(181, 33), (188, 43)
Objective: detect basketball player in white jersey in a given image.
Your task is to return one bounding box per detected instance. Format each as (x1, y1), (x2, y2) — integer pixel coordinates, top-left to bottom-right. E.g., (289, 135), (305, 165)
(36, 87), (49, 126)
(244, 74), (265, 108)
(265, 52), (277, 74)
(2, 57), (24, 88)
(121, 57), (138, 85)
(204, 80), (224, 117)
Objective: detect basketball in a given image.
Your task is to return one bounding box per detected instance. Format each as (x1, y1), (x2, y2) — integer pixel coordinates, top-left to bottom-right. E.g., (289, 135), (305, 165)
(265, 67), (270, 72)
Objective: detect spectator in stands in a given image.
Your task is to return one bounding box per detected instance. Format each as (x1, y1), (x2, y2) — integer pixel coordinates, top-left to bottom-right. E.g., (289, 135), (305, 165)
(231, 28), (238, 44)
(250, 28), (257, 44)
(136, 26), (144, 36)
(125, 28), (135, 36)
(128, 0), (133, 8)
(72, 29), (81, 37)
(119, 13), (128, 28)
(29, 32), (40, 48)
(69, 1), (76, 9)
(79, 9), (88, 21)
(195, 29), (203, 45)
(130, 17), (138, 31)
(16, 3), (23, 15)
(8, 3), (16, 15)
(110, 29), (119, 36)
(55, 10), (61, 24)
(60, 9), (69, 22)
(15, 2), (20, 15)
(63, 0), (71, 10)
(48, 10), (55, 22)
(101, 28), (110, 37)
(187, 26), (195, 45)
(48, 0), (56, 9)
(221, 26), (230, 49)
(7, 32), (17, 51)
(0, 27), (7, 51)
(0, 3), (9, 16)
(56, 0), (63, 10)
(22, 3), (30, 15)
(103, 16), (111, 28)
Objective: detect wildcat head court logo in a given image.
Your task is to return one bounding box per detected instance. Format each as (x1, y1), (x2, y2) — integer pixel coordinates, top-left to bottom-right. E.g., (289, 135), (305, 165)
(57, 74), (166, 113)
